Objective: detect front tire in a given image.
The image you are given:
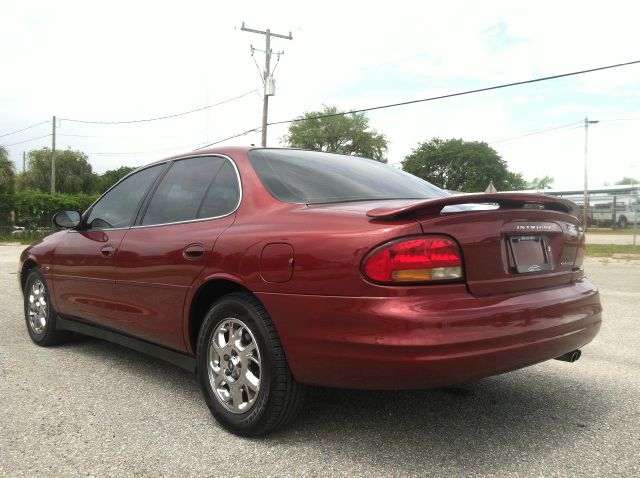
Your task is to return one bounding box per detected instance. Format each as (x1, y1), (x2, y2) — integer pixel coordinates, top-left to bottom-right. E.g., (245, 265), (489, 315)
(23, 268), (70, 346)
(196, 292), (305, 436)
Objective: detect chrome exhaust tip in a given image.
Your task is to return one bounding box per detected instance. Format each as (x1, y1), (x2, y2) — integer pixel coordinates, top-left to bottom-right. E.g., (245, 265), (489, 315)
(555, 349), (582, 363)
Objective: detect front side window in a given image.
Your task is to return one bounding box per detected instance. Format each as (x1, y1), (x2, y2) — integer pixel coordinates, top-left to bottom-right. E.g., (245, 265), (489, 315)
(85, 164), (163, 230)
(141, 156), (238, 226)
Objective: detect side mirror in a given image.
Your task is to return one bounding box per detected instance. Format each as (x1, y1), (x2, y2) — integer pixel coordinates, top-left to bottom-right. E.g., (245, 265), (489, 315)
(53, 210), (81, 229)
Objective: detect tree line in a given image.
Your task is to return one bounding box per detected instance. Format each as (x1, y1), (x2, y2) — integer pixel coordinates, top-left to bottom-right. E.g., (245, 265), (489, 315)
(2, 105), (637, 222)
(288, 105), (528, 192)
(0, 145), (134, 229)
(1, 146), (135, 196)
(0, 109), (565, 201)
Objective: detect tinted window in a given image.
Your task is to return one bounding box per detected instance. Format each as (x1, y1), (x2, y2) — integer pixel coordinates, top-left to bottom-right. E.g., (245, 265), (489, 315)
(142, 156), (229, 226)
(248, 149), (449, 204)
(197, 160), (241, 218)
(86, 164), (163, 230)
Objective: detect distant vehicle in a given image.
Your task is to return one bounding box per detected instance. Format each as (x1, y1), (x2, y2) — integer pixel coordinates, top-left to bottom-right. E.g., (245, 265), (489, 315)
(590, 197), (638, 228)
(19, 147), (602, 436)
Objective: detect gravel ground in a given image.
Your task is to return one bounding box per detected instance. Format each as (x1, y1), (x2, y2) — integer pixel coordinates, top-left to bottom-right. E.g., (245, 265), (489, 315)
(1, 244), (639, 477)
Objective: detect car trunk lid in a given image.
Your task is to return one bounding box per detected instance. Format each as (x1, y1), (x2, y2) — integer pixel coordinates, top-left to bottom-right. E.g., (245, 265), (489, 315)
(367, 194), (584, 297)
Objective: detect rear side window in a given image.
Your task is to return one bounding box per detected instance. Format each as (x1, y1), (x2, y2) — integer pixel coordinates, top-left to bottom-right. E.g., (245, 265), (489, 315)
(248, 149), (448, 204)
(197, 161), (241, 218)
(86, 164), (164, 230)
(141, 156), (239, 226)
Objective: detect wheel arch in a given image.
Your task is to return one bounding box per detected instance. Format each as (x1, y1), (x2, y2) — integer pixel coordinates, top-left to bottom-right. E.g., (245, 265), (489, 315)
(20, 259), (39, 291)
(187, 278), (261, 354)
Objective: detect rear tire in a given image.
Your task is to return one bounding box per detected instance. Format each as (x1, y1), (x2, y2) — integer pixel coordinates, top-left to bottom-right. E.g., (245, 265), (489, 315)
(196, 292), (305, 436)
(23, 268), (70, 346)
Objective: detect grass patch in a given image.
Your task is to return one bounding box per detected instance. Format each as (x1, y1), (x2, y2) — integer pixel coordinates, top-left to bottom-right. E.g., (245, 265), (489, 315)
(0, 231), (52, 245)
(587, 228), (638, 235)
(586, 243), (638, 257)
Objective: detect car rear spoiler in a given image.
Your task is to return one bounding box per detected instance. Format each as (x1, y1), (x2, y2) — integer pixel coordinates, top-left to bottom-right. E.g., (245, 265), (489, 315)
(366, 193), (579, 220)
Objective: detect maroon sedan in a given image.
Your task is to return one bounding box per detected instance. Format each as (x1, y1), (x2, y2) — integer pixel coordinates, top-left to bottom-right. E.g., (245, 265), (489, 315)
(19, 147), (602, 436)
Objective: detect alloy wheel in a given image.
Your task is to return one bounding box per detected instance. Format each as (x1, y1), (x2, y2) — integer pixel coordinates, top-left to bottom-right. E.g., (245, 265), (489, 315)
(207, 318), (262, 414)
(27, 279), (48, 334)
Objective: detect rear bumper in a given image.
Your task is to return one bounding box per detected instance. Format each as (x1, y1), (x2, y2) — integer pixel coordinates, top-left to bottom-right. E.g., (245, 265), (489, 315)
(256, 278), (602, 389)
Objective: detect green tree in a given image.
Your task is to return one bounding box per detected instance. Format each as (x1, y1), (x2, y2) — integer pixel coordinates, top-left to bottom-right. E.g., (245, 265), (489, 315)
(402, 138), (527, 192)
(283, 105), (388, 162)
(0, 146), (16, 226)
(0, 145), (16, 194)
(18, 147), (96, 194)
(96, 166), (136, 193)
(615, 177), (639, 185)
(528, 175), (555, 190)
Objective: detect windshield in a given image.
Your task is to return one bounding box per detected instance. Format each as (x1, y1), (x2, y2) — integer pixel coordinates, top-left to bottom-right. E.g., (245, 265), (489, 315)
(248, 149), (449, 204)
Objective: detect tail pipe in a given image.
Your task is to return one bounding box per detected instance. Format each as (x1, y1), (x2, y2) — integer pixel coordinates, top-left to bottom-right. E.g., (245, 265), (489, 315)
(555, 349), (582, 363)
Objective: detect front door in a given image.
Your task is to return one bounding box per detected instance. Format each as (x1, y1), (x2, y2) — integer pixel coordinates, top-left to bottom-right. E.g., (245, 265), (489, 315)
(52, 163), (165, 324)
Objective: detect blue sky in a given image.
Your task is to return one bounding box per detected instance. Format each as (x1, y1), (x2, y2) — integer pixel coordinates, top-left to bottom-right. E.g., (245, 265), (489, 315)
(1, 0), (639, 189)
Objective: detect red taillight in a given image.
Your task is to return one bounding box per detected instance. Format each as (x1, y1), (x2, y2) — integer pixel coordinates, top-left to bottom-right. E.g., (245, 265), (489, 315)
(363, 236), (463, 284)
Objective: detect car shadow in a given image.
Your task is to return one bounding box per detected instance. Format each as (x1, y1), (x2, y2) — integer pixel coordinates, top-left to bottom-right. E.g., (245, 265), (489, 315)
(273, 372), (610, 473)
(57, 335), (610, 473)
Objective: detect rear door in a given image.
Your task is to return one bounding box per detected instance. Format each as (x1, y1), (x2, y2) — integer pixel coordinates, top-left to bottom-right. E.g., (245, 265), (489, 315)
(52, 164), (165, 322)
(113, 155), (240, 351)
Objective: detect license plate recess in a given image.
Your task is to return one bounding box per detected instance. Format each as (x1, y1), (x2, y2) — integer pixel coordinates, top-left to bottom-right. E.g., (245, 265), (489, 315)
(508, 235), (552, 273)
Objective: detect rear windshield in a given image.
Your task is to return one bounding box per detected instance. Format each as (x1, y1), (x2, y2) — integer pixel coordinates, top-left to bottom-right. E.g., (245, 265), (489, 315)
(248, 149), (449, 204)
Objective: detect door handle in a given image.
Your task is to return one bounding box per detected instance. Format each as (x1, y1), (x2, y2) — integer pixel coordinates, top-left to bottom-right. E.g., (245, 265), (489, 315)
(100, 245), (115, 257)
(183, 243), (205, 260)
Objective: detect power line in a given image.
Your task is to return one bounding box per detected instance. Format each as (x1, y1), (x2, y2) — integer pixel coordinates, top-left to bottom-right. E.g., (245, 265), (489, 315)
(192, 127), (261, 150)
(491, 121), (583, 144)
(7, 60), (639, 157)
(90, 142), (208, 156)
(88, 127), (261, 156)
(57, 133), (199, 139)
(59, 89), (258, 125)
(5, 134), (52, 147)
(0, 121), (49, 138)
(267, 59), (640, 126)
(494, 117), (640, 145)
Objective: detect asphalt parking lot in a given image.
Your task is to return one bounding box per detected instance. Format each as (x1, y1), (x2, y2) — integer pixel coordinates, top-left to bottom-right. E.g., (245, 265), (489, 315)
(1, 244), (639, 477)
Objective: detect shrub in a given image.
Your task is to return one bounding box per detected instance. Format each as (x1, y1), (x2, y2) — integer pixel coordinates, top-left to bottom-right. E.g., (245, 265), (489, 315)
(13, 191), (99, 230)
(0, 193), (15, 228)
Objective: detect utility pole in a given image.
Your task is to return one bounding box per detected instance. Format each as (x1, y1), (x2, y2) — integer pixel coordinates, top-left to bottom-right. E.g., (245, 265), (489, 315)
(633, 177), (637, 253)
(22, 151), (26, 172)
(51, 115), (56, 195)
(241, 22), (292, 147)
(583, 117), (599, 228)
